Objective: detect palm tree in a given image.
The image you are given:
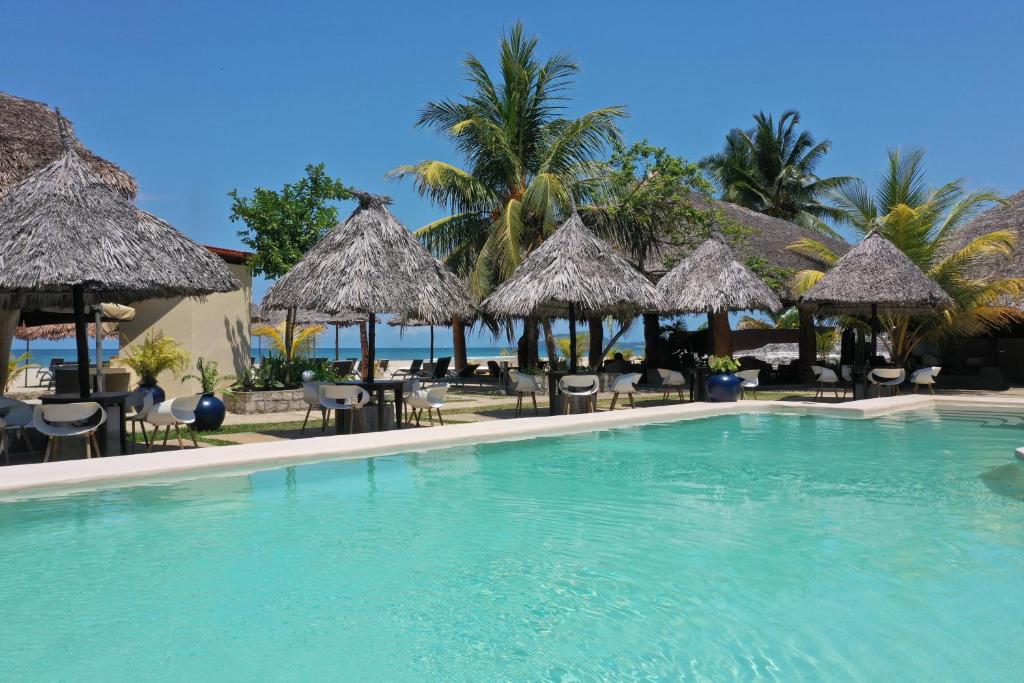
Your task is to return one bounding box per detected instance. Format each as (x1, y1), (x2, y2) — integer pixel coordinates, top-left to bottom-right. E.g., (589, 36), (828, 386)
(789, 147), (1024, 363)
(251, 322), (325, 359)
(701, 110), (850, 236)
(389, 23), (625, 367)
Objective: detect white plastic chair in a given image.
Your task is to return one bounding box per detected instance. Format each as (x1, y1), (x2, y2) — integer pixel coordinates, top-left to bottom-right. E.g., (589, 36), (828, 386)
(145, 395), (201, 451)
(910, 366), (941, 394)
(34, 402), (106, 462)
(319, 385), (369, 433)
(508, 370), (542, 417)
(868, 368), (906, 397)
(811, 365), (841, 399)
(736, 369), (760, 399)
(558, 374), (600, 414)
(125, 388), (154, 451)
(609, 372), (642, 410)
(656, 368), (687, 404)
(0, 397), (36, 464)
(300, 381), (326, 433)
(407, 384), (450, 426)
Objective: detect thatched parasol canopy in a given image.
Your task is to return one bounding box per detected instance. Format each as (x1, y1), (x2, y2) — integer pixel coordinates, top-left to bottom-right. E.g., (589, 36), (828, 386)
(657, 235), (783, 315)
(261, 192), (474, 380)
(481, 213), (666, 319)
(15, 322), (119, 342)
(0, 93), (137, 200)
(799, 231), (953, 315)
(250, 303), (359, 327)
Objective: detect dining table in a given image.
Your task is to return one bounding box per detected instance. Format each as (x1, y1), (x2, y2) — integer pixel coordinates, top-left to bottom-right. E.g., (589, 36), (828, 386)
(336, 379), (407, 433)
(40, 391), (131, 456)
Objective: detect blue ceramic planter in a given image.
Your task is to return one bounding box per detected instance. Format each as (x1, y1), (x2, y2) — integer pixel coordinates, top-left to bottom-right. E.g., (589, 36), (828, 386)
(705, 372), (742, 402)
(194, 393), (226, 431)
(139, 382), (165, 404)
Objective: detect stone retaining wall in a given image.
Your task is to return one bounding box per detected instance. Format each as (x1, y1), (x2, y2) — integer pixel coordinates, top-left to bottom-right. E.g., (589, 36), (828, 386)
(225, 389), (306, 414)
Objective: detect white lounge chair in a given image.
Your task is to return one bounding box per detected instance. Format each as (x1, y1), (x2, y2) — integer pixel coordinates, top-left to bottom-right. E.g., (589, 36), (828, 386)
(811, 365), (841, 399)
(910, 366), (941, 394)
(656, 368), (686, 403)
(319, 384), (369, 433)
(736, 369), (760, 399)
(868, 368), (906, 397)
(125, 388), (154, 452)
(608, 372), (642, 410)
(407, 384), (449, 426)
(508, 370), (542, 417)
(558, 374), (599, 414)
(34, 402), (106, 462)
(300, 381), (326, 433)
(146, 396), (200, 451)
(0, 397), (36, 464)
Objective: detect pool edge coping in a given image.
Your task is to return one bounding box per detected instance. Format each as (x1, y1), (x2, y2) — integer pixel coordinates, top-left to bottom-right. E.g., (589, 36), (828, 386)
(2, 394), (1021, 499)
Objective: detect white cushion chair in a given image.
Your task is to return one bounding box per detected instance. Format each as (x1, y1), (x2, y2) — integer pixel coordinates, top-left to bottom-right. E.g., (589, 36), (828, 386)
(910, 366), (941, 394)
(125, 388), (154, 452)
(868, 368), (906, 397)
(508, 370), (543, 417)
(811, 365), (841, 399)
(608, 372), (642, 410)
(300, 381), (326, 434)
(656, 369), (687, 404)
(0, 397), (36, 464)
(33, 402), (106, 462)
(319, 385), (369, 433)
(145, 396), (201, 451)
(736, 369), (761, 399)
(558, 374), (600, 414)
(407, 384), (450, 426)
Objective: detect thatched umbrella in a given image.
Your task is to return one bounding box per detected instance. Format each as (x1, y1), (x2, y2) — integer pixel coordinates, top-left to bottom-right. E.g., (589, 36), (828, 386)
(657, 234), (783, 356)
(0, 120), (240, 397)
(799, 230), (953, 358)
(481, 212), (665, 372)
(261, 192), (473, 381)
(0, 92), (137, 200)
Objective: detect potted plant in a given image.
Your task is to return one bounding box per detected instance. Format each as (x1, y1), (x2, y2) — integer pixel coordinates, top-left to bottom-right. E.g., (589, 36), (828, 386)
(184, 358), (236, 431)
(116, 332), (189, 403)
(705, 355), (742, 402)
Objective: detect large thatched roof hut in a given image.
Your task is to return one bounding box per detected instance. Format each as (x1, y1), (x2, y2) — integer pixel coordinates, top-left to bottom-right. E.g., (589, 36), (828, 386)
(482, 213), (665, 371)
(799, 231), (952, 315)
(944, 188), (1024, 308)
(0, 93), (137, 200)
(645, 195), (851, 301)
(261, 192), (474, 380)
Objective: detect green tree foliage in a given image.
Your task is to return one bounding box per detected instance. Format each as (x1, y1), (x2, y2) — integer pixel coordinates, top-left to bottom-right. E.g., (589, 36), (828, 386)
(701, 110), (849, 236)
(229, 163), (353, 279)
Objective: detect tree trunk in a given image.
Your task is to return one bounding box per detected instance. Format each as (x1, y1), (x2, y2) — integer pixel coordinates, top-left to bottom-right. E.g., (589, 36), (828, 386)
(283, 307), (296, 385)
(518, 318), (540, 369)
(709, 311), (733, 357)
(588, 317), (604, 370)
(642, 313), (662, 374)
(451, 317), (467, 370)
(358, 320), (369, 377)
(0, 309), (19, 393)
(542, 318), (558, 368)
(797, 307), (817, 382)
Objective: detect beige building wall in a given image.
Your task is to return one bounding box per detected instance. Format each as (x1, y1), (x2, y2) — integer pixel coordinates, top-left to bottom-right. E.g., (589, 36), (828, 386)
(118, 262), (252, 398)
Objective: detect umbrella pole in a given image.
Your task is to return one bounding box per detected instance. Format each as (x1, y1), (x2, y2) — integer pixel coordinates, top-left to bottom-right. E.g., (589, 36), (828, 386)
(72, 286), (91, 399)
(569, 302), (578, 373)
(870, 303), (879, 361)
(430, 326), (434, 364)
(24, 338), (29, 388)
(94, 308), (104, 393)
(334, 323), (339, 361)
(367, 312), (376, 382)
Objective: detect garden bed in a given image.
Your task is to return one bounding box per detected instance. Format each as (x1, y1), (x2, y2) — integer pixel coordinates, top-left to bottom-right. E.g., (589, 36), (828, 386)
(225, 388), (306, 414)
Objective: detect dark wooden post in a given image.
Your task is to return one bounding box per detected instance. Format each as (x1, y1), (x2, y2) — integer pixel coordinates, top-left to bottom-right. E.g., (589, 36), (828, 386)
(797, 307), (817, 382)
(709, 310), (733, 356)
(72, 285), (91, 399)
(451, 316), (467, 371)
(588, 316), (604, 370)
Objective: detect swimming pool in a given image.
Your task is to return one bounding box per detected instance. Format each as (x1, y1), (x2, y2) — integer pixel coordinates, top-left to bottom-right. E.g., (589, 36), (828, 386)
(2, 409), (1022, 680)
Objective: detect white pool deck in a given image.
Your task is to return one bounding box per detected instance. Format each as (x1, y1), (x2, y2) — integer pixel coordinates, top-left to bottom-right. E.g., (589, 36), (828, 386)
(2, 394), (1024, 500)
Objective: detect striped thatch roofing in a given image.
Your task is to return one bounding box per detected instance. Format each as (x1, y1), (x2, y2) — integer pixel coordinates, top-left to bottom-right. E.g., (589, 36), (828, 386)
(15, 322), (119, 342)
(0, 146), (240, 308)
(250, 303), (360, 326)
(481, 212), (666, 318)
(0, 93), (137, 200)
(261, 192), (474, 324)
(657, 235), (783, 314)
(646, 195), (851, 301)
(944, 188), (1024, 308)
(799, 231), (953, 315)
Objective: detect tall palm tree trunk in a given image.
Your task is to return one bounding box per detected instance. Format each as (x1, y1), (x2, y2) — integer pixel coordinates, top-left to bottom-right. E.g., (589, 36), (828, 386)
(797, 308), (817, 382)
(542, 318), (558, 368)
(709, 311), (733, 356)
(358, 321), (369, 377)
(452, 317), (467, 370)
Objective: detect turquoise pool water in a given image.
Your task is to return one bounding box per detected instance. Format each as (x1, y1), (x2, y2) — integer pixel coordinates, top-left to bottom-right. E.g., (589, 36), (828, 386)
(2, 409), (1023, 681)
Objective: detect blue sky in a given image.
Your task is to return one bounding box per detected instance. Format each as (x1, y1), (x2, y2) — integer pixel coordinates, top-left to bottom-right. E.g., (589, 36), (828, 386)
(6, 0), (1024, 349)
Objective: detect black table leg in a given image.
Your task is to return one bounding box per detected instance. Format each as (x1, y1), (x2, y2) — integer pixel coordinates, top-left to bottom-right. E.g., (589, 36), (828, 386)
(118, 403), (127, 455)
(547, 375), (558, 416)
(395, 386), (404, 429)
(334, 408), (342, 435)
(376, 388), (385, 431)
